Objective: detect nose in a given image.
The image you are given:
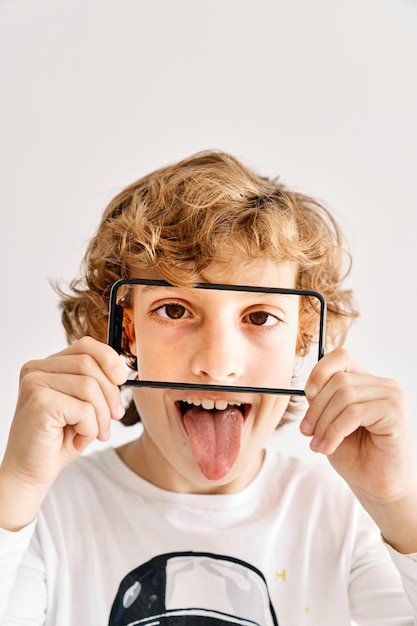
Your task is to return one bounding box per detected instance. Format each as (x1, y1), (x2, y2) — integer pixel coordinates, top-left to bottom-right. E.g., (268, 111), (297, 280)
(189, 318), (245, 383)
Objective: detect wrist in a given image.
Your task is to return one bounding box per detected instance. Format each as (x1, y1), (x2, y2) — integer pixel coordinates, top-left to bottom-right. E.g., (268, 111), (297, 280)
(380, 502), (417, 555)
(355, 482), (417, 554)
(0, 465), (49, 532)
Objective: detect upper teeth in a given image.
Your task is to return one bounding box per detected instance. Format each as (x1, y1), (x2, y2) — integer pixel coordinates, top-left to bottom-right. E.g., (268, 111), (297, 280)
(185, 399), (242, 411)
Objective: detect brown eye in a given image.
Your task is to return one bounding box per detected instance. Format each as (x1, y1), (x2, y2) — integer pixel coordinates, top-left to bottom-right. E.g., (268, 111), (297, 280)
(158, 304), (188, 319)
(247, 311), (277, 326)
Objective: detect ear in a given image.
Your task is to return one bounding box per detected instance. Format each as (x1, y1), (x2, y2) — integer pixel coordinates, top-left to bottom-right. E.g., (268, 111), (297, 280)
(122, 307), (137, 356)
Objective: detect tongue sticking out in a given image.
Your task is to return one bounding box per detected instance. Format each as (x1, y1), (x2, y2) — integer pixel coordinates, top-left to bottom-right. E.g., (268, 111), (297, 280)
(182, 405), (244, 480)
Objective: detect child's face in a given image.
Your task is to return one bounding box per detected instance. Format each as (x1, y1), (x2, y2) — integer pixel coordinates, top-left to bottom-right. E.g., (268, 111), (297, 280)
(126, 258), (299, 494)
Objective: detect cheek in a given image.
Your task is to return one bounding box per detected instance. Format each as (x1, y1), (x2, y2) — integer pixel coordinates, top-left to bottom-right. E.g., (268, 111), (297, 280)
(264, 394), (291, 427)
(134, 321), (196, 381)
(254, 343), (297, 386)
(132, 388), (164, 423)
(135, 342), (189, 386)
(134, 332), (170, 377)
(135, 345), (153, 377)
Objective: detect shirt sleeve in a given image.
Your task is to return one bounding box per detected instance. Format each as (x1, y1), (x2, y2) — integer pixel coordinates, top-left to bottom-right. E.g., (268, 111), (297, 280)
(348, 506), (417, 625)
(0, 521), (47, 626)
(385, 544), (417, 622)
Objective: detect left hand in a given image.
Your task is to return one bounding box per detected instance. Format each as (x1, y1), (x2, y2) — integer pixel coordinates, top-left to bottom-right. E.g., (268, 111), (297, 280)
(300, 348), (417, 514)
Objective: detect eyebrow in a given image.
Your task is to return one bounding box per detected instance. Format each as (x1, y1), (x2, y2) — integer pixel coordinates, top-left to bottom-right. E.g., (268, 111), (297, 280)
(139, 284), (296, 300)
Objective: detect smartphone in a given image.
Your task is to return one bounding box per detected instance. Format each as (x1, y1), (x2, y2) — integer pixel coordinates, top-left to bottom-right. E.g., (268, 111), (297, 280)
(107, 278), (326, 396)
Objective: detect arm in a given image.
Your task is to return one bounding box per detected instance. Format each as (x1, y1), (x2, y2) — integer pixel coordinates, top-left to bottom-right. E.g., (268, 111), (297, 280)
(386, 544), (417, 619)
(0, 336), (127, 531)
(348, 504), (416, 625)
(300, 348), (417, 616)
(0, 337), (127, 619)
(0, 522), (45, 624)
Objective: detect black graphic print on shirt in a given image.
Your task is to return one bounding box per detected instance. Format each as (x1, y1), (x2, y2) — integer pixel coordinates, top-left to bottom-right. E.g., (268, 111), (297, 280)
(108, 551), (279, 625)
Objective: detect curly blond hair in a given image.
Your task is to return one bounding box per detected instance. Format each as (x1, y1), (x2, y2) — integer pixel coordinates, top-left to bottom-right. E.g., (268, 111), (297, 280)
(58, 150), (358, 424)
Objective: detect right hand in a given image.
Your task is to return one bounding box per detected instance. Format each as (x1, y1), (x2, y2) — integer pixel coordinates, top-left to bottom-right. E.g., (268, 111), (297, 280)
(0, 337), (127, 528)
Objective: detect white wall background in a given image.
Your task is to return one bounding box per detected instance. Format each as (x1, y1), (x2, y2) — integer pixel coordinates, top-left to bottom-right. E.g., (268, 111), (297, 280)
(1, 0), (416, 460)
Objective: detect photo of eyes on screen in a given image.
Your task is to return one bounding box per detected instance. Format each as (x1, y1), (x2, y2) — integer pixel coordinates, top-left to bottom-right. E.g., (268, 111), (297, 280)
(107, 279), (326, 396)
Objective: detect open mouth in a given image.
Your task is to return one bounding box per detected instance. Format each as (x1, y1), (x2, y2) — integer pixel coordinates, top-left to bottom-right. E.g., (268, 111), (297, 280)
(178, 398), (249, 416)
(176, 399), (251, 481)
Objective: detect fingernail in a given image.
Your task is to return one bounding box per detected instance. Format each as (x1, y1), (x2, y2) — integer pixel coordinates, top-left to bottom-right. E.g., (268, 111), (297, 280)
(115, 404), (126, 419)
(101, 429), (111, 442)
(310, 436), (327, 453)
(300, 418), (313, 435)
(114, 367), (127, 385)
(305, 383), (318, 399)
(310, 436), (320, 450)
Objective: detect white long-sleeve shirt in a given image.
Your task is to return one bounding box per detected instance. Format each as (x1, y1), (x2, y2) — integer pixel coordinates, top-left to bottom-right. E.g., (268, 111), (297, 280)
(1, 439), (416, 625)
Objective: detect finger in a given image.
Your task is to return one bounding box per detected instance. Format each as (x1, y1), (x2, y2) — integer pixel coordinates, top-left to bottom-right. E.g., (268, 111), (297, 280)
(309, 398), (394, 455)
(301, 371), (400, 437)
(20, 370), (119, 442)
(21, 353), (126, 422)
(9, 385), (111, 484)
(49, 371), (115, 441)
(303, 380), (405, 455)
(50, 337), (128, 386)
(58, 393), (105, 452)
(300, 347), (369, 437)
(60, 395), (109, 452)
(304, 347), (367, 401)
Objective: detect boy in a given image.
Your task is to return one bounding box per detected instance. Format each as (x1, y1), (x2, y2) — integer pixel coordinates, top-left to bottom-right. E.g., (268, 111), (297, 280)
(0, 150), (416, 624)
